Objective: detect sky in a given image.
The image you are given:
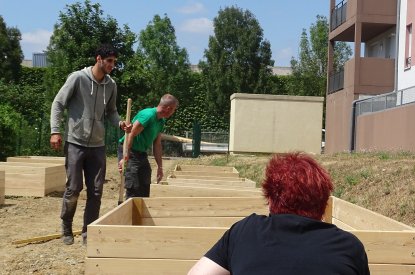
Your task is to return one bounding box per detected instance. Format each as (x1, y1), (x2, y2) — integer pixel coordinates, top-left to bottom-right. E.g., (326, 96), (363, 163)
(0, 0), (329, 67)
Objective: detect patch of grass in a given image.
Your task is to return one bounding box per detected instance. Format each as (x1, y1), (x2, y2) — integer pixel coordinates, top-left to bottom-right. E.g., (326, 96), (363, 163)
(210, 156), (231, 166)
(377, 152), (390, 160)
(333, 186), (344, 198)
(399, 202), (408, 217)
(359, 169), (371, 179)
(345, 175), (359, 186)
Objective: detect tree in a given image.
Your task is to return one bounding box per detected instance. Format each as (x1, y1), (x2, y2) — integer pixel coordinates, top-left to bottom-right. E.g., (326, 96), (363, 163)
(290, 15), (352, 97)
(199, 6), (274, 122)
(0, 16), (23, 83)
(0, 104), (24, 160)
(127, 14), (192, 109)
(44, 0), (136, 110)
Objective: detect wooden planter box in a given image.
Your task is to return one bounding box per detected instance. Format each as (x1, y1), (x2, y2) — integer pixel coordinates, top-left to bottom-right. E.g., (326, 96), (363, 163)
(151, 184), (261, 197)
(7, 156), (65, 165)
(0, 162), (66, 197)
(86, 196), (415, 275)
(0, 170), (4, 205)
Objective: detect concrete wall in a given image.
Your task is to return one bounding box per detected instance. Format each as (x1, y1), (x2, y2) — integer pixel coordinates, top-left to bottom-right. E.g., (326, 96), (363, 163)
(229, 93), (324, 154)
(356, 102), (415, 152)
(325, 88), (356, 154)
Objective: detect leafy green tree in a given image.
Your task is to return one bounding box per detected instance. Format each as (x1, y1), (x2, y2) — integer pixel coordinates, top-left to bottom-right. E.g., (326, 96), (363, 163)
(0, 16), (23, 83)
(0, 67), (52, 156)
(290, 15), (352, 97)
(44, 0), (136, 110)
(199, 6), (275, 122)
(165, 72), (228, 135)
(0, 104), (24, 160)
(127, 14), (192, 109)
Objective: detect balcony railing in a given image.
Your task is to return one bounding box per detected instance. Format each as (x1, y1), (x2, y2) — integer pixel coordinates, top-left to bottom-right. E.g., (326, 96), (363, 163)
(330, 0), (347, 31)
(328, 69), (344, 94)
(355, 85), (415, 116)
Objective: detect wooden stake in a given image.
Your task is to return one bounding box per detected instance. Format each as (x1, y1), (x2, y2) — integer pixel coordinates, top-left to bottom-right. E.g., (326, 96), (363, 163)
(12, 230), (82, 245)
(118, 98), (132, 205)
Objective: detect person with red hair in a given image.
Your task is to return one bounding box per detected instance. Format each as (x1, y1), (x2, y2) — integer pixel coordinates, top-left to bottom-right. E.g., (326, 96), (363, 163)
(188, 152), (370, 275)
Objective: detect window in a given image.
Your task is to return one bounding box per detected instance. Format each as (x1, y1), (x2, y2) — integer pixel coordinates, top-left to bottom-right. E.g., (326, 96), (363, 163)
(405, 24), (412, 69)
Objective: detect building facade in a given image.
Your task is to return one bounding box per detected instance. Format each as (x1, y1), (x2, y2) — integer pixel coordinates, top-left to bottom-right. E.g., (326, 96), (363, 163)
(326, 0), (415, 153)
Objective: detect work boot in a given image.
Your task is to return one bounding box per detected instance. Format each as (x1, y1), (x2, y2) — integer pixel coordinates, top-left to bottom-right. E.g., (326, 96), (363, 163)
(62, 222), (74, 245)
(62, 235), (74, 245)
(82, 232), (87, 246)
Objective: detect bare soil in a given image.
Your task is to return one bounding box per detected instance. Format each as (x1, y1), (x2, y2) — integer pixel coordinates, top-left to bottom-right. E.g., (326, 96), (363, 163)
(1, 152), (414, 274)
(0, 156), (178, 275)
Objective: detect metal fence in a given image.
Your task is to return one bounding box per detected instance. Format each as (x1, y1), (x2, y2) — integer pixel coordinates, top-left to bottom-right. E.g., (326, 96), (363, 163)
(355, 85), (415, 116)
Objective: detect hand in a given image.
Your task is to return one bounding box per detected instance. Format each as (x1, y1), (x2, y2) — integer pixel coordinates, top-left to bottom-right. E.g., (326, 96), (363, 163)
(118, 155), (129, 174)
(50, 133), (62, 151)
(157, 166), (163, 184)
(119, 121), (132, 133)
(118, 159), (123, 174)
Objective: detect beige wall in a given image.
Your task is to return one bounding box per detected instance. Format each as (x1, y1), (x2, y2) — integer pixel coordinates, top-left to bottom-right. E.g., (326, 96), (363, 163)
(229, 93), (324, 154)
(356, 103), (415, 152)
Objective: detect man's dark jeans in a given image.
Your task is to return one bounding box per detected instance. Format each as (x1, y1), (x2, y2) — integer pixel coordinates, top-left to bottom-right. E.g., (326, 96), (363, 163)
(61, 142), (106, 234)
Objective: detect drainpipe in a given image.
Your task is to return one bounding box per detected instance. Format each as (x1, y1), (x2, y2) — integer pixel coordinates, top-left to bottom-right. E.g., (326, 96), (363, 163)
(394, 0), (401, 92)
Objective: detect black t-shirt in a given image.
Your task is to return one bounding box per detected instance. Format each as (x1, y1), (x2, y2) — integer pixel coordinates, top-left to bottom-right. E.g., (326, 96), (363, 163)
(205, 213), (370, 275)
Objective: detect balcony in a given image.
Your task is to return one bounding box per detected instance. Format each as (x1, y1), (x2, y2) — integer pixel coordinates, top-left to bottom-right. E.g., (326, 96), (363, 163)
(343, 57), (395, 95)
(330, 1), (347, 31)
(329, 0), (397, 42)
(328, 69), (344, 94)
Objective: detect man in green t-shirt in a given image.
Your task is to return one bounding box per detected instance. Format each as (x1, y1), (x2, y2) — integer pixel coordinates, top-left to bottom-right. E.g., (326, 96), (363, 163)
(118, 94), (178, 198)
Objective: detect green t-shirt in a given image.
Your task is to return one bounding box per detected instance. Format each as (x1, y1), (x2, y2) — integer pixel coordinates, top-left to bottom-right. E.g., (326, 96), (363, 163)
(119, 107), (165, 152)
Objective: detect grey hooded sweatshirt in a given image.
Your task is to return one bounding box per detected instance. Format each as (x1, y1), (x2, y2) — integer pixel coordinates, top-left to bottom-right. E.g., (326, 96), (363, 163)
(50, 66), (120, 147)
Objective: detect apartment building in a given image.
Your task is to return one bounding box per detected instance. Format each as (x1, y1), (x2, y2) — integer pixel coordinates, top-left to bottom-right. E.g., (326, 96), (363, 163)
(325, 0), (415, 153)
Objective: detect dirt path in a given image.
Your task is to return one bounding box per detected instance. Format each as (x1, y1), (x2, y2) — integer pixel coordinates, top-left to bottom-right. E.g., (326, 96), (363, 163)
(0, 156), (178, 275)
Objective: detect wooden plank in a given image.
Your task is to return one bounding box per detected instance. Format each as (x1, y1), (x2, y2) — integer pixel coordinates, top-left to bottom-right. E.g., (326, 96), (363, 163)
(92, 198), (135, 225)
(368, 264), (415, 274)
(322, 196), (333, 223)
(12, 230), (82, 245)
(176, 164), (236, 173)
(332, 218), (356, 230)
(87, 225), (227, 259)
(85, 258), (195, 275)
(167, 177), (257, 188)
(351, 231), (415, 264)
(150, 184), (261, 197)
(138, 217), (243, 227)
(172, 171), (240, 178)
(0, 170), (4, 205)
(167, 175), (246, 181)
(333, 197), (415, 231)
(0, 161), (62, 167)
(164, 182), (257, 191)
(138, 197), (268, 218)
(7, 156), (65, 165)
(88, 227), (415, 264)
(84, 259), (415, 275)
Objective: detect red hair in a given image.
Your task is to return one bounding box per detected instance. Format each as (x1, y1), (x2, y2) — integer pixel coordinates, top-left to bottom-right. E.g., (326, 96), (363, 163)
(262, 152), (333, 220)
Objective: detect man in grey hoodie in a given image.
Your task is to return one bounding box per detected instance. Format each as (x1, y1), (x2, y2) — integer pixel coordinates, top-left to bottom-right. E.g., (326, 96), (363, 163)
(50, 44), (131, 245)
